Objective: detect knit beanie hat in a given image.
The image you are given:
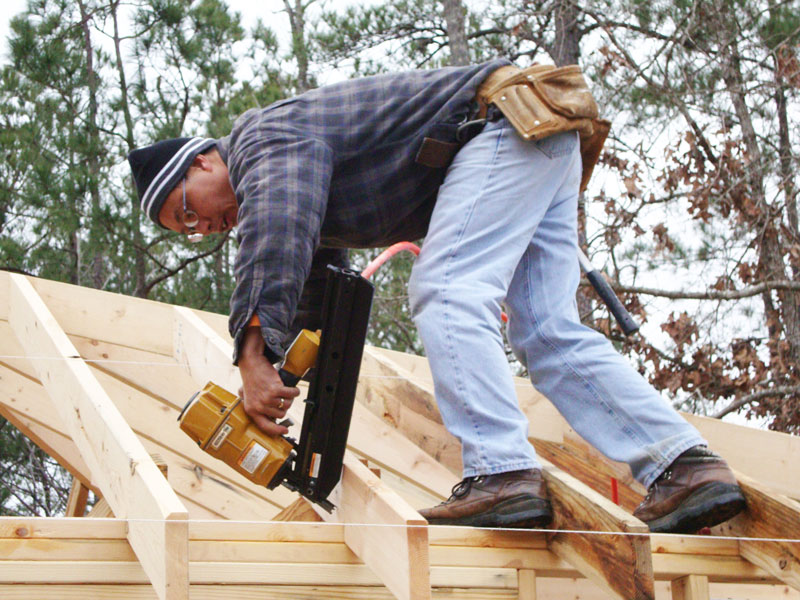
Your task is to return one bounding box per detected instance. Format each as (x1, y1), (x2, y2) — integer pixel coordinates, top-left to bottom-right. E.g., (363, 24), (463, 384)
(127, 137), (217, 226)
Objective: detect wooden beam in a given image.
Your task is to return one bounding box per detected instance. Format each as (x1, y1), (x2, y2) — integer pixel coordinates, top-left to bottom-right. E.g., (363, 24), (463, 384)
(715, 472), (800, 591)
(173, 306), (241, 393)
(670, 575), (709, 600)
(358, 347), (464, 472)
(541, 457), (654, 600)
(332, 455), (431, 600)
(87, 497), (114, 518)
(532, 439), (644, 512)
(272, 497), (324, 522)
(65, 478), (90, 517)
(517, 569), (537, 599)
(172, 305), (433, 600)
(7, 274), (189, 600)
(358, 347), (655, 600)
(367, 342), (800, 501)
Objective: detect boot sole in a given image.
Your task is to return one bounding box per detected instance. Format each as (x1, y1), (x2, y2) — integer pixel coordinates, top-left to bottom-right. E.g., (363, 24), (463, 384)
(424, 495), (553, 529)
(646, 482), (746, 534)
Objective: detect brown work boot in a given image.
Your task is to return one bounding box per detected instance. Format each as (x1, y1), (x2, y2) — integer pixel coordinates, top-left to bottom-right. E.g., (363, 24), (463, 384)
(634, 446), (746, 533)
(419, 469), (552, 528)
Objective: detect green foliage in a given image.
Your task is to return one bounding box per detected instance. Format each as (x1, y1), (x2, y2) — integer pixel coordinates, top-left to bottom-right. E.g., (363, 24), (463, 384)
(0, 418), (71, 516)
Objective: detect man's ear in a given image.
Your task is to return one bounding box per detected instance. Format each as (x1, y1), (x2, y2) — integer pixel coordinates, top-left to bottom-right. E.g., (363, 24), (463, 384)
(191, 152), (213, 172)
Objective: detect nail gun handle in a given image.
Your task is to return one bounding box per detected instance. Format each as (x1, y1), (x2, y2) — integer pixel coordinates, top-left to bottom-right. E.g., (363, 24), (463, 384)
(585, 270), (639, 336)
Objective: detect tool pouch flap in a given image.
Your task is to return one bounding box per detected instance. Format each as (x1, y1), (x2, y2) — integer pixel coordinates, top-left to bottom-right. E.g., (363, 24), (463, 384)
(477, 63), (610, 191)
(483, 64), (599, 142)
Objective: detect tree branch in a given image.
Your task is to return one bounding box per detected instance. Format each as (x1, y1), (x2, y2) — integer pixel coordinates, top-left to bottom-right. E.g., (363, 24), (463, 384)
(613, 279), (800, 300)
(713, 385), (800, 419)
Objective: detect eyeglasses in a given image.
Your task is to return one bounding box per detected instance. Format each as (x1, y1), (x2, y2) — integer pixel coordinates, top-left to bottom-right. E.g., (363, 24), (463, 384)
(181, 178), (204, 243)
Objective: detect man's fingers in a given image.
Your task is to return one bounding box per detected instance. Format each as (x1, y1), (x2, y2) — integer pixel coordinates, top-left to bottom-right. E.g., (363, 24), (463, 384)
(251, 414), (289, 436)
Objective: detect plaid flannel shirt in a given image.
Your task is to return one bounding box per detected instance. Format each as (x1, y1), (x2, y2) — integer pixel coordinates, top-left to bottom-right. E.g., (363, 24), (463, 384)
(217, 59), (509, 363)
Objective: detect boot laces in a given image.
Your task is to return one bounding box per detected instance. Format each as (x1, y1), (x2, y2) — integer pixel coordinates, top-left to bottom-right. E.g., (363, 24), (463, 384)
(447, 476), (485, 501)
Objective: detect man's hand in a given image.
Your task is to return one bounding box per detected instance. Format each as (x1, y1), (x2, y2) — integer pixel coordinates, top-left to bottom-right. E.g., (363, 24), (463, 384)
(238, 327), (300, 436)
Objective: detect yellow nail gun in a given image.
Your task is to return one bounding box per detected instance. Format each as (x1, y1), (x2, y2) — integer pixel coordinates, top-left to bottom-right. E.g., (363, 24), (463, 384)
(177, 266), (374, 512)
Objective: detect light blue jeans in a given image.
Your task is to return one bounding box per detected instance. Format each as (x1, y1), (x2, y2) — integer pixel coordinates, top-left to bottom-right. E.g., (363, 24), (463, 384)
(408, 119), (706, 488)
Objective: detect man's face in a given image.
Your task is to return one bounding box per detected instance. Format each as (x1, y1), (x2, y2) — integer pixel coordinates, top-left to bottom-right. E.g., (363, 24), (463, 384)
(158, 152), (238, 238)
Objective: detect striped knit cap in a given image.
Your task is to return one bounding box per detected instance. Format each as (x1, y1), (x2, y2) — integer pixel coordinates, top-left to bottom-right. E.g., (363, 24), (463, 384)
(127, 137), (217, 226)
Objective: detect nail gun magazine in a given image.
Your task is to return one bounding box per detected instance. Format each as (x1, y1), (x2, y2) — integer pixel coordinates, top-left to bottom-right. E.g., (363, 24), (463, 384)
(178, 266), (374, 512)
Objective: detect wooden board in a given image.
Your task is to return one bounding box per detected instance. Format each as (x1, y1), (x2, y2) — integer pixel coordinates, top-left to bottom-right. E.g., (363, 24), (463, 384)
(716, 471), (800, 590)
(541, 457), (654, 600)
(333, 456), (430, 600)
(359, 347), (657, 599)
(7, 274), (189, 600)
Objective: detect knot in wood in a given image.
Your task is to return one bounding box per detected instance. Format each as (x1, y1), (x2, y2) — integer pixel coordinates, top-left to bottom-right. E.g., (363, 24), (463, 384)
(15, 527), (29, 537)
(779, 558), (788, 570)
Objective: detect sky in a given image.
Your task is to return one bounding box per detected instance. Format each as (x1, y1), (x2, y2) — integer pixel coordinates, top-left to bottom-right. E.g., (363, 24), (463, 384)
(0, 0), (293, 61)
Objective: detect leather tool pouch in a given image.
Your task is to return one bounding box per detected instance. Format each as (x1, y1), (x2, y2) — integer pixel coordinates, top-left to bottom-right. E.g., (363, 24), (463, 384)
(477, 64), (610, 192)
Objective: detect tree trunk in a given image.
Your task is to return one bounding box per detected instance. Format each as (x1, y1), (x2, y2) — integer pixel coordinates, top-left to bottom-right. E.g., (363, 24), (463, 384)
(77, 0), (105, 289)
(442, 0), (469, 66)
(111, 0), (147, 297)
(722, 40), (800, 369)
(284, 0), (311, 92)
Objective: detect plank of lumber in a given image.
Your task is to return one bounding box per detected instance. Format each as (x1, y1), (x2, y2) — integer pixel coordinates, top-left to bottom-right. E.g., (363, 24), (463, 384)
(173, 305), (433, 600)
(65, 478), (90, 517)
(272, 497), (324, 522)
(0, 586), (521, 600)
(358, 347), (464, 471)
(0, 337), (285, 520)
(7, 274), (189, 600)
(1, 583), (799, 600)
(670, 574), (709, 600)
(359, 347), (655, 600)
(715, 471), (800, 591)
(651, 552), (772, 582)
(532, 439), (644, 512)
(1, 272), (175, 356)
(517, 569), (537, 599)
(541, 457), (655, 600)
(368, 337), (800, 501)
(86, 497), (114, 518)
(365, 346), (567, 444)
(682, 412), (800, 500)
(327, 454), (431, 600)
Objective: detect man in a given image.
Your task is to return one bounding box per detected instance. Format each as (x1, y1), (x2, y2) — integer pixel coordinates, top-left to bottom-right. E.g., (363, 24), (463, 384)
(128, 59), (746, 533)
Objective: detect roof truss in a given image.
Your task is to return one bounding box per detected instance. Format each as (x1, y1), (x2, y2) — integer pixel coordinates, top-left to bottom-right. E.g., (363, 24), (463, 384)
(0, 271), (799, 600)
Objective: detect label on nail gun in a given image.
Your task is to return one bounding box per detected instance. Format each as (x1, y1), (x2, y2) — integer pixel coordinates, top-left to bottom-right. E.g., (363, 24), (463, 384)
(309, 452), (321, 478)
(238, 441), (270, 474)
(210, 424), (233, 450)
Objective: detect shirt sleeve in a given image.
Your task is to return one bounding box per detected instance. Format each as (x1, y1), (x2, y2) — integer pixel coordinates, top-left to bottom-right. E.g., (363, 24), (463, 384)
(227, 131), (335, 365)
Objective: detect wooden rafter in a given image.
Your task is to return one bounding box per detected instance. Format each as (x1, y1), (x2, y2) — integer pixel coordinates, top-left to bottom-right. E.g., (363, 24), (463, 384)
(5, 273), (189, 600)
(359, 344), (656, 599)
(718, 472), (800, 590)
(172, 305), (432, 600)
(541, 457), (654, 600)
(366, 343), (800, 502)
(1, 274), (799, 600)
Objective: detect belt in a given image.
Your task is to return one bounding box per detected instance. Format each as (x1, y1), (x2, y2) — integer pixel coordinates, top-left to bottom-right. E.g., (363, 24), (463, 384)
(415, 65), (516, 169)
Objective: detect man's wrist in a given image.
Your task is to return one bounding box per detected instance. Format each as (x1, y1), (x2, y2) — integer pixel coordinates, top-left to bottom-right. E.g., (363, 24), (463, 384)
(239, 326), (267, 364)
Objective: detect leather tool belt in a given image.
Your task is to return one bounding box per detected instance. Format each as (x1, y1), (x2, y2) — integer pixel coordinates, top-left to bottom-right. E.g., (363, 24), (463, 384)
(475, 64), (610, 192)
(415, 64), (609, 193)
